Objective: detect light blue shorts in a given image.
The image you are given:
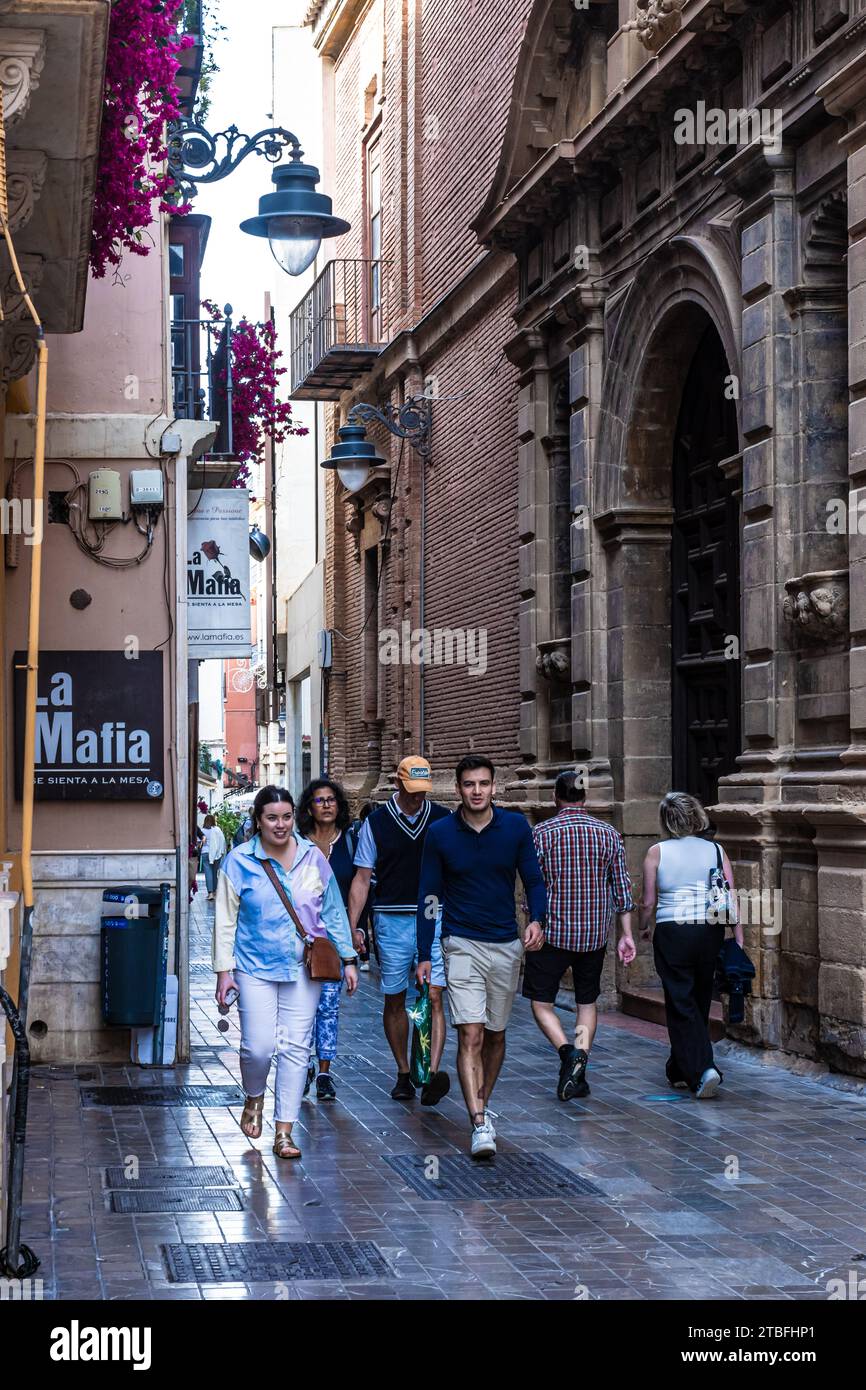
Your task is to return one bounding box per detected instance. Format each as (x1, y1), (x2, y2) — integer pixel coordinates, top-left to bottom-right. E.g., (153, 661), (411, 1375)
(374, 910), (445, 995)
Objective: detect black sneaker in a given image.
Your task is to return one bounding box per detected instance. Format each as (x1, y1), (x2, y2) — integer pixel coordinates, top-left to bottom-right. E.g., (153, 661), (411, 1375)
(420, 1071), (451, 1107)
(571, 1078), (590, 1099)
(557, 1047), (588, 1102)
(391, 1072), (416, 1100)
(303, 1062), (315, 1097)
(316, 1073), (337, 1102)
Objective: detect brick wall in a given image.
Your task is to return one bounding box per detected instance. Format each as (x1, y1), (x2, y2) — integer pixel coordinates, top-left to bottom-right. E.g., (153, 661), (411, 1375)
(419, 0), (533, 312)
(322, 0), (533, 795)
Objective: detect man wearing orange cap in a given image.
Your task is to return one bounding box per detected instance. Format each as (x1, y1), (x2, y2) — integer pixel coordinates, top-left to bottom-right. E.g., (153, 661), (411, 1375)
(348, 756), (451, 1103)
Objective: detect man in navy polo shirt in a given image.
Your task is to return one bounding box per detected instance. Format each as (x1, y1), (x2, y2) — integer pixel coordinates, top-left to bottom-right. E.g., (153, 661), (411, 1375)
(348, 756), (451, 1104)
(416, 755), (546, 1159)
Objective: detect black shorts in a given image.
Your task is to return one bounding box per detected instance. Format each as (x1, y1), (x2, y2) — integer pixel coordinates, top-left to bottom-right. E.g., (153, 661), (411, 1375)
(522, 942), (607, 1006)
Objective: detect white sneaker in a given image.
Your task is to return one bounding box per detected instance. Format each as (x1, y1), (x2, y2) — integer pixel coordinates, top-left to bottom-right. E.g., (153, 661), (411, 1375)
(470, 1119), (496, 1161)
(359, 961), (370, 972)
(696, 1067), (721, 1099)
(484, 1109), (498, 1141)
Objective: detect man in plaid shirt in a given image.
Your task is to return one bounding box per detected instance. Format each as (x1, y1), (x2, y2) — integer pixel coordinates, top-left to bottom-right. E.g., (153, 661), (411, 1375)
(523, 770), (636, 1101)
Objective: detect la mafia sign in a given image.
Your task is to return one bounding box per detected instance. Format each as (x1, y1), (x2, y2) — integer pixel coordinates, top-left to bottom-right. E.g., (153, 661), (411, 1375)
(13, 651), (165, 801)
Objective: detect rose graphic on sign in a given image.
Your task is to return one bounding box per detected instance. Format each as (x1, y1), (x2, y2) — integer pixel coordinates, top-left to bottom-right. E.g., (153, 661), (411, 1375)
(200, 538), (232, 581)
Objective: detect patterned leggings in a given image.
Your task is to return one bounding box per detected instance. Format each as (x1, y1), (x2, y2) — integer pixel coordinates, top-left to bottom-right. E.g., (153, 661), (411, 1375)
(311, 980), (342, 1062)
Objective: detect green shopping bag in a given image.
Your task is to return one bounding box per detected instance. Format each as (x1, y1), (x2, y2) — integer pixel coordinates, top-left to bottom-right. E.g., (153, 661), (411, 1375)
(408, 984), (432, 1087)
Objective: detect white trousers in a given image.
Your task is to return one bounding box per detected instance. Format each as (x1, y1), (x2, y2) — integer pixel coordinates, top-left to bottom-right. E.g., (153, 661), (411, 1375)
(235, 940), (322, 1124)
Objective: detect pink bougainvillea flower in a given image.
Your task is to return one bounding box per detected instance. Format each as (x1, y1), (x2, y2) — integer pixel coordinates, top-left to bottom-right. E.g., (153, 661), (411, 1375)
(91, 0), (193, 278)
(200, 300), (309, 485)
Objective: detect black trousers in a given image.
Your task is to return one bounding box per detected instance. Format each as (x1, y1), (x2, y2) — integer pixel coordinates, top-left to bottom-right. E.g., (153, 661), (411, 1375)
(652, 921), (725, 1090)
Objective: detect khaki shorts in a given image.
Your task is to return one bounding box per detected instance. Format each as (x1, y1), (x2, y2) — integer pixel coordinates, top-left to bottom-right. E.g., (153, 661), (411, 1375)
(441, 934), (524, 1032)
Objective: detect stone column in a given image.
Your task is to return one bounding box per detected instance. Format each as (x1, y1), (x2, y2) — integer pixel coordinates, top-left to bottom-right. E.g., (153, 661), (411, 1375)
(506, 328), (554, 800)
(819, 54), (866, 764)
(718, 144), (798, 768)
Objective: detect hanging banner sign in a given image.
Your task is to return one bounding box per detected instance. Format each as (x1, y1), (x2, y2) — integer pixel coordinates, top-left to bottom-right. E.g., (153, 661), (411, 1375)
(13, 650), (165, 800)
(187, 489), (252, 657)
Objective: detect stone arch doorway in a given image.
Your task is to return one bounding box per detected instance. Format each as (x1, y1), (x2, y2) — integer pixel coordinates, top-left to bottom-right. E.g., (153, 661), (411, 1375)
(594, 239), (742, 832)
(671, 324), (741, 806)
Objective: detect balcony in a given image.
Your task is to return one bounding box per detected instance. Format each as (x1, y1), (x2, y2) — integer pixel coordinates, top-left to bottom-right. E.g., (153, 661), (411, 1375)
(171, 312), (237, 454)
(289, 258), (391, 400)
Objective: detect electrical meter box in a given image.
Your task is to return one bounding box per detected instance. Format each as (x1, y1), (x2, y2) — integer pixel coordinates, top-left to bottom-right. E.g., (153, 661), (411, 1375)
(129, 469), (165, 508)
(88, 468), (123, 521)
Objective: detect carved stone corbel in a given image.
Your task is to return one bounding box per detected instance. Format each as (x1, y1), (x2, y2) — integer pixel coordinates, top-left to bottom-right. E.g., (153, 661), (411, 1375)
(0, 29), (46, 124)
(7, 149), (47, 233)
(1, 322), (38, 386)
(623, 0), (686, 53)
(0, 254), (43, 320)
(783, 571), (849, 645)
(536, 638), (571, 683)
(345, 502), (363, 562)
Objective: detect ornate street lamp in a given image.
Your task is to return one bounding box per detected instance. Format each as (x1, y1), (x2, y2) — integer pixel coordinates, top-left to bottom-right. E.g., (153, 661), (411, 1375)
(167, 121), (350, 275)
(321, 398), (432, 494)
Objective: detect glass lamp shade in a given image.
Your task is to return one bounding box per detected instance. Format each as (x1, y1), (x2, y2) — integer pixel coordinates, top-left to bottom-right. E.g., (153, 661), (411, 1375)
(336, 461), (372, 493)
(267, 217), (322, 277)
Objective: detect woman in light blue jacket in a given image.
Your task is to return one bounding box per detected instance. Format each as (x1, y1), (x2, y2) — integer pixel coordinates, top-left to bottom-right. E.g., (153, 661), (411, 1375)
(214, 785), (358, 1159)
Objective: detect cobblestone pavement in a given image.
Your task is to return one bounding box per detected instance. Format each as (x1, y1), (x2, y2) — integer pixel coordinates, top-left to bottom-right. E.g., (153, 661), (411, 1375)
(21, 889), (866, 1301)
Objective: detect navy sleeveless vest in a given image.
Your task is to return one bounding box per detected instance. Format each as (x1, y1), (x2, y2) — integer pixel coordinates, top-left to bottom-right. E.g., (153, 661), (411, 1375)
(369, 798), (450, 910)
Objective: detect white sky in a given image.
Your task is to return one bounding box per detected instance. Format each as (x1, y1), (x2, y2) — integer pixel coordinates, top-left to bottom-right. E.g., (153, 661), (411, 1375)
(193, 0), (311, 324)
(194, 0), (314, 745)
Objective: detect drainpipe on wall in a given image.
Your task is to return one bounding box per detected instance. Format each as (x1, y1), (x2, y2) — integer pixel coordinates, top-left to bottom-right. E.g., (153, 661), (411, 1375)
(0, 131), (48, 1271)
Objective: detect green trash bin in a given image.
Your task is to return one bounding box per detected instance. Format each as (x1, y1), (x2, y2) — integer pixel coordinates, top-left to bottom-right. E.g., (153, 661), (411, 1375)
(100, 885), (168, 1028)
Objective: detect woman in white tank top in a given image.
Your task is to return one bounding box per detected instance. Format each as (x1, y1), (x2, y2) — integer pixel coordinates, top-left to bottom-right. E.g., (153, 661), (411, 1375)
(640, 792), (742, 1099)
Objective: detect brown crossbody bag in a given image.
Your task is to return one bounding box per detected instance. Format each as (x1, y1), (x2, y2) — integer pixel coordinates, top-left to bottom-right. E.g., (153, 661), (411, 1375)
(260, 858), (343, 983)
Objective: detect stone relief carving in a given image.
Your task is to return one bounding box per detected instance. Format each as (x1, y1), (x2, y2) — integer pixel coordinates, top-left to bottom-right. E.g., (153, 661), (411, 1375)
(0, 30), (46, 124)
(623, 0), (685, 53)
(783, 572), (849, 645)
(536, 638), (570, 682)
(1, 323), (38, 385)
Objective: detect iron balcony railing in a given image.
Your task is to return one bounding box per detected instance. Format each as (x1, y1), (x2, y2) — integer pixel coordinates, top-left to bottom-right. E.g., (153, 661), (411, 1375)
(289, 257), (391, 395)
(171, 311), (235, 455)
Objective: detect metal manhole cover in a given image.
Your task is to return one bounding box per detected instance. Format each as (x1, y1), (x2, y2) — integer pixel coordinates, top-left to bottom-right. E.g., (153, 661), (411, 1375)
(162, 1241), (395, 1284)
(104, 1165), (236, 1189)
(383, 1152), (604, 1202)
(332, 1054), (373, 1068)
(110, 1190), (243, 1214)
(81, 1085), (244, 1108)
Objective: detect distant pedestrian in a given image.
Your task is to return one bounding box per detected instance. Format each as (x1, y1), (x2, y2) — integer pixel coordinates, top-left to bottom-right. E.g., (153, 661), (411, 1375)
(232, 811), (253, 848)
(296, 778), (367, 1103)
(213, 786), (358, 1159)
(416, 756), (546, 1160)
(200, 814), (227, 901)
(524, 771), (636, 1102)
(640, 791), (741, 1099)
(349, 757), (451, 1105)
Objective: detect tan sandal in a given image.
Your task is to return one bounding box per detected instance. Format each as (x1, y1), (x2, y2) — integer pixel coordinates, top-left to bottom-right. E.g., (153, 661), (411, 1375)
(273, 1126), (302, 1160)
(240, 1094), (264, 1140)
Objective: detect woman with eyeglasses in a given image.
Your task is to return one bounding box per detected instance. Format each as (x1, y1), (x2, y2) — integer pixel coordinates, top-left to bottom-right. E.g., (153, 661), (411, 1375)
(213, 785), (358, 1159)
(295, 778), (368, 1102)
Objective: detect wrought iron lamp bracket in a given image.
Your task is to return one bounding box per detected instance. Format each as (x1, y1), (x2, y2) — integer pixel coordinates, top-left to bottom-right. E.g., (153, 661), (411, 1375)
(346, 397), (432, 460)
(167, 119), (305, 201)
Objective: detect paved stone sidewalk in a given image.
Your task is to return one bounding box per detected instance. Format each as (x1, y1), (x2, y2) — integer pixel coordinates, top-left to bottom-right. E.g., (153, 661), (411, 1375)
(19, 889), (866, 1300)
